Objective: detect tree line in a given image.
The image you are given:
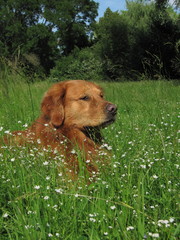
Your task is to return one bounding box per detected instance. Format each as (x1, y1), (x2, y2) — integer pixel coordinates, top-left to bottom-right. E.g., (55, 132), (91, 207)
(0, 0), (179, 81)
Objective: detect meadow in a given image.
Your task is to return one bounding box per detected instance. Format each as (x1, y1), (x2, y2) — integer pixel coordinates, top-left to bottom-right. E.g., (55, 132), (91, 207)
(0, 78), (179, 240)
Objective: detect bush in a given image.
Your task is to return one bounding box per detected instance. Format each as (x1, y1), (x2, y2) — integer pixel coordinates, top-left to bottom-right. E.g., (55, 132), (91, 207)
(50, 47), (104, 81)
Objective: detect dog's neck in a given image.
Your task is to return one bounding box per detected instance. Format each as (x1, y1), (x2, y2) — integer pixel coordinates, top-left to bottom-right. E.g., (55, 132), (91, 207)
(82, 127), (103, 144)
(43, 123), (103, 146)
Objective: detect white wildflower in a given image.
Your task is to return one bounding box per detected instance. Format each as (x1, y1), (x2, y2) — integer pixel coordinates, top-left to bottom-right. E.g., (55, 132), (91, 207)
(89, 218), (96, 222)
(149, 232), (159, 238)
(140, 165), (146, 169)
(71, 149), (76, 154)
(55, 188), (63, 194)
(43, 161), (49, 165)
(169, 217), (174, 223)
(2, 213), (9, 218)
(110, 205), (116, 210)
(44, 196), (49, 200)
(127, 226), (134, 231)
(158, 219), (170, 227)
(4, 130), (10, 134)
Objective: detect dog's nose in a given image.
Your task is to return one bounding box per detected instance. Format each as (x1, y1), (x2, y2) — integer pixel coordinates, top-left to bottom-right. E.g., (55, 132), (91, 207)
(106, 104), (117, 115)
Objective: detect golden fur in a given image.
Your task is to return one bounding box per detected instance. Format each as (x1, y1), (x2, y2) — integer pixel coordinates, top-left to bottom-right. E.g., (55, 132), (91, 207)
(4, 80), (117, 176)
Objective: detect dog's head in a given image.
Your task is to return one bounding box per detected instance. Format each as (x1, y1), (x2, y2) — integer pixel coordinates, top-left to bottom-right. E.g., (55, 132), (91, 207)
(41, 80), (117, 129)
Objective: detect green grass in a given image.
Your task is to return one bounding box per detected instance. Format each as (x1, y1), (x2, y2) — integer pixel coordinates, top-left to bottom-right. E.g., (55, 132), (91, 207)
(0, 79), (179, 240)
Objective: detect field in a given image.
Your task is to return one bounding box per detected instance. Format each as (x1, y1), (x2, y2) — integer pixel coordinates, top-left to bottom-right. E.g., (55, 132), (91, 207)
(0, 79), (179, 240)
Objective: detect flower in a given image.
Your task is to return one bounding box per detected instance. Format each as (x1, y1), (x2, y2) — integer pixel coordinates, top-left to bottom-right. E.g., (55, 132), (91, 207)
(34, 185), (41, 190)
(2, 213), (9, 218)
(127, 226), (134, 231)
(157, 219), (170, 227)
(44, 196), (49, 200)
(55, 188), (63, 194)
(149, 232), (159, 238)
(110, 205), (116, 210)
(43, 161), (49, 166)
(89, 218), (96, 222)
(169, 217), (174, 223)
(4, 130), (10, 134)
(71, 149), (76, 154)
(140, 165), (146, 169)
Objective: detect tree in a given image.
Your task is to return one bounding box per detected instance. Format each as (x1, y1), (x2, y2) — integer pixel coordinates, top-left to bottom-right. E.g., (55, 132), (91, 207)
(95, 8), (130, 80)
(94, 1), (180, 80)
(0, 0), (98, 74)
(155, 0), (168, 9)
(0, 0), (42, 55)
(146, 0), (180, 78)
(43, 0), (98, 55)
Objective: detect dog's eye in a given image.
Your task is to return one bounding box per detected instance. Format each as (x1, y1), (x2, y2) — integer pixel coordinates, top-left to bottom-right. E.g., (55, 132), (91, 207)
(80, 96), (89, 101)
(100, 94), (104, 98)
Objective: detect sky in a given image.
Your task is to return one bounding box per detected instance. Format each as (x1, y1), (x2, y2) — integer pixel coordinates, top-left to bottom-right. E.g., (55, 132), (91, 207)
(95, 0), (127, 18)
(95, 0), (177, 19)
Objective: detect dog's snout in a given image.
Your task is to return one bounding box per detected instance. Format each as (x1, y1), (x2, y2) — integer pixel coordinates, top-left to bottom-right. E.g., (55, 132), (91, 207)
(106, 104), (117, 115)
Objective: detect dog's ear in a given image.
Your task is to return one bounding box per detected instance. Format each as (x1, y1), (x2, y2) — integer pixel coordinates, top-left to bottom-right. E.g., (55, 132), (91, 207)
(41, 83), (66, 127)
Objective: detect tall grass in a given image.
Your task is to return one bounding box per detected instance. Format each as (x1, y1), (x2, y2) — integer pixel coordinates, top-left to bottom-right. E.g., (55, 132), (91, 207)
(0, 78), (179, 239)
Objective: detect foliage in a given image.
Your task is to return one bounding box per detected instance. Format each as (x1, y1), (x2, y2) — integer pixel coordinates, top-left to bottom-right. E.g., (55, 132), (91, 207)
(0, 0), (179, 80)
(145, 1), (180, 78)
(0, 80), (179, 239)
(43, 0), (98, 55)
(95, 8), (131, 80)
(94, 1), (180, 80)
(51, 47), (104, 81)
(0, 0), (98, 75)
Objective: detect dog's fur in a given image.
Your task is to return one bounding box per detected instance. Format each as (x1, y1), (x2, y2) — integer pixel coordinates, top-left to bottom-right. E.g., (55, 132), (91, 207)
(4, 80), (117, 176)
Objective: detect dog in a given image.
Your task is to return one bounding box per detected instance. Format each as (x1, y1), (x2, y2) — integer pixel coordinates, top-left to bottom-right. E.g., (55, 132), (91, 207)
(4, 80), (117, 177)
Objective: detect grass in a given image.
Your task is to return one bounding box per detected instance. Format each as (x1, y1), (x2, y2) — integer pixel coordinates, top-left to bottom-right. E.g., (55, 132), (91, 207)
(0, 78), (179, 239)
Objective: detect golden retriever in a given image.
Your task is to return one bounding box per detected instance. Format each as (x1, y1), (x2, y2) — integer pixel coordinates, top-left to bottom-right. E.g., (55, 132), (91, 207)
(4, 80), (117, 177)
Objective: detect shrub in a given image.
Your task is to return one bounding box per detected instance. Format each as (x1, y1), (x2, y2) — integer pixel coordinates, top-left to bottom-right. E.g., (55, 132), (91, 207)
(50, 47), (104, 81)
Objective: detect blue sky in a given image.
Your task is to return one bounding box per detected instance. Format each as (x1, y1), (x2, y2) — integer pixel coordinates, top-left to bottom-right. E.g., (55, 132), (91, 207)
(95, 0), (127, 18)
(95, 0), (177, 19)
